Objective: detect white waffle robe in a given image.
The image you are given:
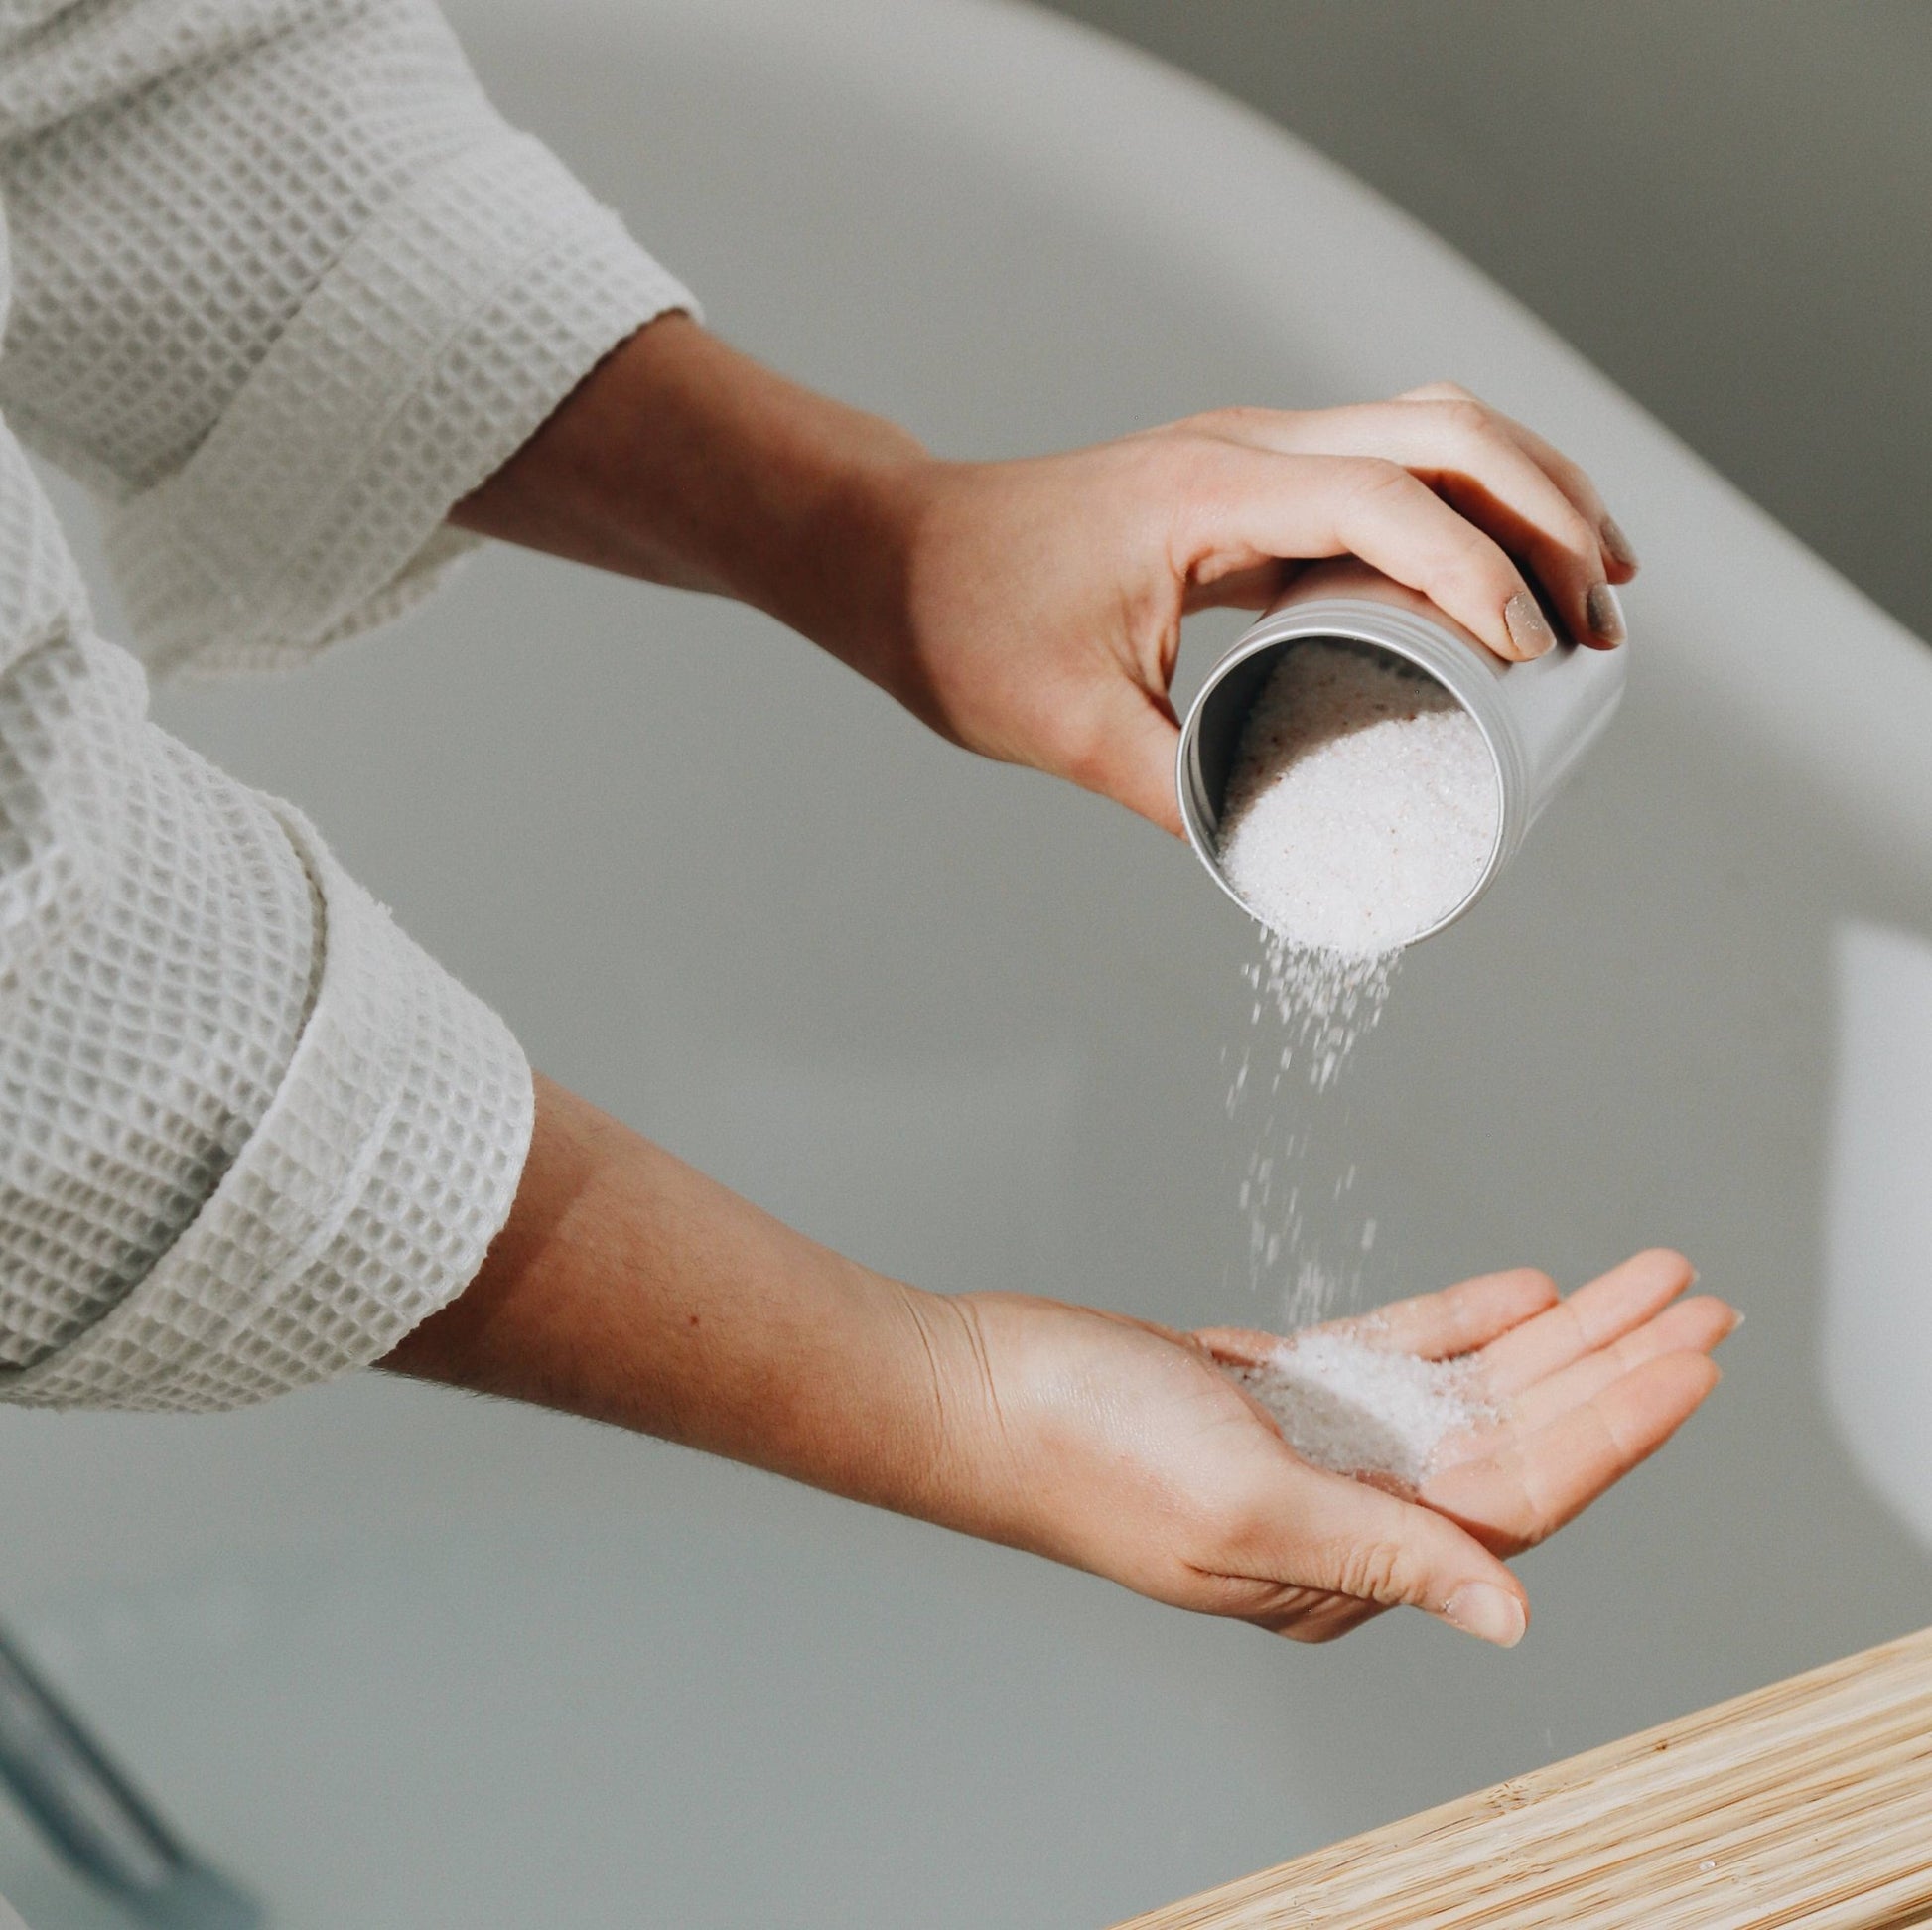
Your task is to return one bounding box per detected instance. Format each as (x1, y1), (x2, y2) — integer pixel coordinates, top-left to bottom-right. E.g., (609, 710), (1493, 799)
(0, 0), (693, 1409)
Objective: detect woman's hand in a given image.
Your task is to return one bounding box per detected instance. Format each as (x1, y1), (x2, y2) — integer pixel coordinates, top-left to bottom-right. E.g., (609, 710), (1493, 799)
(936, 1248), (1729, 1646)
(884, 389), (1635, 835)
(457, 321), (1637, 836)
(392, 1082), (1728, 1651)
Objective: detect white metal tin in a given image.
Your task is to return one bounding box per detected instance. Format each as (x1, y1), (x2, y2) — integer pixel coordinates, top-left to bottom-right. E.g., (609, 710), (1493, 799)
(1176, 558), (1626, 944)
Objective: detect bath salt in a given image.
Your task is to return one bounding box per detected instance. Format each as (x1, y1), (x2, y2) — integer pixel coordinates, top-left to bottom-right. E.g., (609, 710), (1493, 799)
(1231, 931), (1401, 1321)
(1217, 643), (1500, 958)
(1223, 1329), (1488, 1488)
(1249, 930), (1398, 1094)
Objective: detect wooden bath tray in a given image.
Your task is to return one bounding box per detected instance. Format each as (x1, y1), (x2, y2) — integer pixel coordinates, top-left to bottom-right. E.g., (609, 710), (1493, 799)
(1114, 1624), (1932, 1930)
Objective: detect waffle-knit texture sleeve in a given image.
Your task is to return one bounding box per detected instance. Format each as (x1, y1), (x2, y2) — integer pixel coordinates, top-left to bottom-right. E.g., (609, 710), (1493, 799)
(0, 0), (694, 1405)
(0, 396), (536, 1409)
(0, 0), (695, 676)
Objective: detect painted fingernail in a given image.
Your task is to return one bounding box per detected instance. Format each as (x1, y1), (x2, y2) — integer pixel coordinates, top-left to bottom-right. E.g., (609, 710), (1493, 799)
(1503, 591), (1557, 660)
(1586, 582), (1626, 645)
(1601, 515), (1640, 572)
(1444, 1584), (1527, 1649)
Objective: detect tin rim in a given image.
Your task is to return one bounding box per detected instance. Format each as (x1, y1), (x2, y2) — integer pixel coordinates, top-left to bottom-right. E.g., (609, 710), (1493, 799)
(1175, 606), (1517, 948)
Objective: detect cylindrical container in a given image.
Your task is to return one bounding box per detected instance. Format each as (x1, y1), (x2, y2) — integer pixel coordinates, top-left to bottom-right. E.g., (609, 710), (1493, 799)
(1176, 557), (1626, 944)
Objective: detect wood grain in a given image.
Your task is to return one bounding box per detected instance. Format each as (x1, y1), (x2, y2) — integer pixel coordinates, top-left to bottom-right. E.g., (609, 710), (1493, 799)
(1113, 1626), (1932, 1930)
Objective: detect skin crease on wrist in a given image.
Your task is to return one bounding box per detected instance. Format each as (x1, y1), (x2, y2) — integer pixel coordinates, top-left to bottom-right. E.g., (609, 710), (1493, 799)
(415, 321), (1723, 1648)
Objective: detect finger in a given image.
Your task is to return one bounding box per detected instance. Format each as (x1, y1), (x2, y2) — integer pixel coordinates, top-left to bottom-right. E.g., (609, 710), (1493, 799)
(1185, 446), (1557, 664)
(1227, 1455), (1529, 1647)
(1056, 678), (1186, 839)
(1475, 1248), (1695, 1397)
(1495, 416), (1639, 591)
(1256, 1590), (1389, 1645)
(1425, 1352), (1720, 1552)
(1193, 1325), (1291, 1370)
(1497, 1297), (1737, 1436)
(1317, 1267), (1559, 1360)
(1395, 381), (1638, 586)
(1181, 557), (1292, 615)
(1195, 1266), (1559, 1373)
(1215, 397), (1619, 646)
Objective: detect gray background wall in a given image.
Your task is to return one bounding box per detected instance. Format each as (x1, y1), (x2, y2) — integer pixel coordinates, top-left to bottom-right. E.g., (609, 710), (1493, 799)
(1039, 0), (1932, 643)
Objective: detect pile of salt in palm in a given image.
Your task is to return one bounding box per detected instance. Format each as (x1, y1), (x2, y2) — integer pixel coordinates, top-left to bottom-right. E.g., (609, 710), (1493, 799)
(1223, 1328), (1489, 1489)
(1214, 642), (1501, 1478)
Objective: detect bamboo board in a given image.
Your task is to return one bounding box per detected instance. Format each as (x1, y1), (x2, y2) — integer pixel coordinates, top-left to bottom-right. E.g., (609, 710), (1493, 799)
(1114, 1625), (1932, 1930)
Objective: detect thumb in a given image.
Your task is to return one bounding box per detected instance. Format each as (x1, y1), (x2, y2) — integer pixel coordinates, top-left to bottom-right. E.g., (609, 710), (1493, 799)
(1285, 1465), (1530, 1648)
(1066, 679), (1185, 839)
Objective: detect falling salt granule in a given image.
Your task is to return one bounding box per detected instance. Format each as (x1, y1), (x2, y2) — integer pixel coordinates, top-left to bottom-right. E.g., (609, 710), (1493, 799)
(1231, 932), (1400, 1319)
(1217, 642), (1500, 958)
(1223, 1329), (1489, 1489)
(1218, 642), (1496, 1318)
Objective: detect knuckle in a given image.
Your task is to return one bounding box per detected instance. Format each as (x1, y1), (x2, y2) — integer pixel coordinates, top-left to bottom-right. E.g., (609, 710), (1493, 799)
(1189, 404), (1242, 437)
(1213, 403), (1279, 439)
(1145, 426), (1221, 490)
(1134, 436), (1222, 523)
(1512, 434), (1603, 514)
(1436, 396), (1494, 439)
(1181, 404), (1258, 443)
(1560, 506), (1605, 557)
(1340, 454), (1415, 504)
(1401, 377), (1476, 405)
(1452, 537), (1521, 601)
(1142, 418), (1213, 465)
(1418, 526), (1508, 607)
(1174, 434), (1239, 495)
(1152, 414), (1206, 448)
(1540, 447), (1594, 498)
(1334, 1537), (1410, 1605)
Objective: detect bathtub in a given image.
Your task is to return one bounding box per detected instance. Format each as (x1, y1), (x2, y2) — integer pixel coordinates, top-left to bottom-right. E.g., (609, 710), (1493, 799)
(10, 0), (1932, 1922)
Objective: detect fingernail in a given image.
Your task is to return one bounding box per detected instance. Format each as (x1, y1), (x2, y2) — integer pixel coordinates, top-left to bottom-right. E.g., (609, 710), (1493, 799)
(1503, 591), (1556, 660)
(1601, 515), (1640, 572)
(1586, 582), (1626, 645)
(1444, 1584), (1526, 1649)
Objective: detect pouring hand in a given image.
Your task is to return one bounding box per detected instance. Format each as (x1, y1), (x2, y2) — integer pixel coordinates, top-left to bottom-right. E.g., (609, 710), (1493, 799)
(456, 319), (1634, 836)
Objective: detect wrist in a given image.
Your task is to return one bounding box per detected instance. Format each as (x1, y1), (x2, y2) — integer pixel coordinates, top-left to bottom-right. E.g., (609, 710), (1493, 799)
(387, 1076), (1021, 1537)
(750, 429), (939, 694)
(456, 313), (935, 681)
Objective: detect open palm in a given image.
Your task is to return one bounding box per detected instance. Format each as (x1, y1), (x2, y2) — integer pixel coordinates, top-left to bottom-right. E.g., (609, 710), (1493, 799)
(1199, 1249), (1732, 1640)
(953, 1249), (1732, 1647)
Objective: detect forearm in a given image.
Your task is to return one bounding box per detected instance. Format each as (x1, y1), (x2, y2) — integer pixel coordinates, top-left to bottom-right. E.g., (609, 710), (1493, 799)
(378, 1092), (1725, 1651)
(384, 1074), (1001, 1527)
(451, 316), (926, 684)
